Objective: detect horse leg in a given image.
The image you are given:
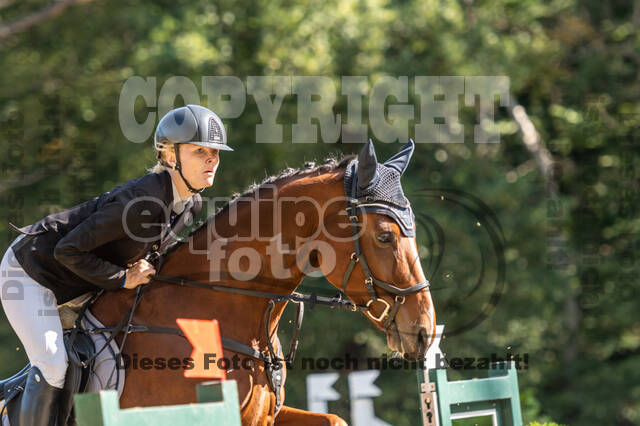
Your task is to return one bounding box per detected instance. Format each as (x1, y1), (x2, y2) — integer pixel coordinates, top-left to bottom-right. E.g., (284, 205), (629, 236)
(275, 405), (347, 426)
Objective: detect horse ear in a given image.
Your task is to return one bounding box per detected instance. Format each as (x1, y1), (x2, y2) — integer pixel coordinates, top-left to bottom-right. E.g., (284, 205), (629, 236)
(384, 139), (415, 175)
(357, 139), (378, 189)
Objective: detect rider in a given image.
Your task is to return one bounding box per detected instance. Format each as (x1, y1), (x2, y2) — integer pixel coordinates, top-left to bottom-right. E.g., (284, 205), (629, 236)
(0, 105), (232, 426)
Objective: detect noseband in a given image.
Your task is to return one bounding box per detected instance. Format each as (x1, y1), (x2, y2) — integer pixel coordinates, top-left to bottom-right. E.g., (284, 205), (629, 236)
(340, 167), (430, 330)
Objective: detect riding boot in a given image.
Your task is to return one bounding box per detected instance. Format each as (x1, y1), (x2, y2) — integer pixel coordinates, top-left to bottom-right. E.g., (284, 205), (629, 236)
(19, 366), (61, 426)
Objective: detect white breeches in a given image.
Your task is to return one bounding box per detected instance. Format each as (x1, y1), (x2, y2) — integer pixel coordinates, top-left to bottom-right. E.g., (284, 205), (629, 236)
(0, 235), (67, 389)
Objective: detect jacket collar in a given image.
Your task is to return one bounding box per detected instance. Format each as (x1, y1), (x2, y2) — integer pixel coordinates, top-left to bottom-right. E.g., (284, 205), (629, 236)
(159, 170), (198, 252)
(161, 170), (194, 214)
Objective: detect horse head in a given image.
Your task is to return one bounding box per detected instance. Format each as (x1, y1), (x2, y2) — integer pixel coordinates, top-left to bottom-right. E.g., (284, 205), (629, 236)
(318, 140), (436, 361)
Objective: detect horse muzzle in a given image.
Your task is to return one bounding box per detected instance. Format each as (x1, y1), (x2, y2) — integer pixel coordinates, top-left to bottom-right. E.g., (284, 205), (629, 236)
(386, 322), (433, 362)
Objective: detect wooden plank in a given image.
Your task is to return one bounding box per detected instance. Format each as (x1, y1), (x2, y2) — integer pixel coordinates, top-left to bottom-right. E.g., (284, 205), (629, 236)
(74, 380), (241, 426)
(423, 362), (523, 426)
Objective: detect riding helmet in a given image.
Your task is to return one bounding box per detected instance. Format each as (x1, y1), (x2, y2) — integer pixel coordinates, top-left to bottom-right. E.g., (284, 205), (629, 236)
(154, 105), (234, 152)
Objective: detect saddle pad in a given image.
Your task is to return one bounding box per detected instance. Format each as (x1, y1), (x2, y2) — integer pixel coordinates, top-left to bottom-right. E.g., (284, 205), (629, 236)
(82, 310), (126, 398)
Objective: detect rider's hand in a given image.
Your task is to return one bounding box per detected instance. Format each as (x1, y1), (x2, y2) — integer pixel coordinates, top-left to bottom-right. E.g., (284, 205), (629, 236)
(124, 259), (156, 289)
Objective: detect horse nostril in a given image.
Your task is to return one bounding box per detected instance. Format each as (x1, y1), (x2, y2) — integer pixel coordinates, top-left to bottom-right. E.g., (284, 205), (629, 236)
(418, 327), (429, 351)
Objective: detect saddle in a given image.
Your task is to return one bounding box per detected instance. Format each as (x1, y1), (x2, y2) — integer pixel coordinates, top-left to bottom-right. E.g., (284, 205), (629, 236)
(0, 309), (97, 426)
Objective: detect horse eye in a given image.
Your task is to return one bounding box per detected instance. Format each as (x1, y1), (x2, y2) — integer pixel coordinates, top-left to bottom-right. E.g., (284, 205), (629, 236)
(376, 232), (393, 244)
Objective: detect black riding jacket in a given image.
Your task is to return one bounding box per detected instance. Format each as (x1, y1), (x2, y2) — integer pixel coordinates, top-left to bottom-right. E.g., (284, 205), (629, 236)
(10, 170), (202, 304)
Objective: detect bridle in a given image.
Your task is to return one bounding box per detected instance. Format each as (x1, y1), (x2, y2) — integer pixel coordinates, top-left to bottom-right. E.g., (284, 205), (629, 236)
(340, 167), (430, 330)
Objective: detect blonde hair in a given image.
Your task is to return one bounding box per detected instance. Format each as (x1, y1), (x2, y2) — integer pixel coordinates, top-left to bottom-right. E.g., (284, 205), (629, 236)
(147, 140), (175, 174)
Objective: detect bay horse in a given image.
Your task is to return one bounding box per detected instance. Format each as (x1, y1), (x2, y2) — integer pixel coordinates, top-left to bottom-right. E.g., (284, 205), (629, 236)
(90, 140), (436, 425)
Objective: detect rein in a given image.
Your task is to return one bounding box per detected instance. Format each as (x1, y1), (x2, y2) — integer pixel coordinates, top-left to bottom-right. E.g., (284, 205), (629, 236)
(149, 273), (368, 313)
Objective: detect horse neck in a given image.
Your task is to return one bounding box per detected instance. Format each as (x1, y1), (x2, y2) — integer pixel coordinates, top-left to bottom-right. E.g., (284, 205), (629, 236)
(261, 169), (346, 340)
(159, 167), (347, 345)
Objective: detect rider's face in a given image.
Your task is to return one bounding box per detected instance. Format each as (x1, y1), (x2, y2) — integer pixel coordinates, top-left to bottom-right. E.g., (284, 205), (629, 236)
(169, 144), (220, 189)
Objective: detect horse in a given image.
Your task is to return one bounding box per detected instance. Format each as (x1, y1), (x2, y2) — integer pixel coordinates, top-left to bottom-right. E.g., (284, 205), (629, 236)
(89, 140), (436, 425)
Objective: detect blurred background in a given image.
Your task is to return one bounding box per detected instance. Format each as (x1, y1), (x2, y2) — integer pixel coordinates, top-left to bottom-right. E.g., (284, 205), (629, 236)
(0, 0), (638, 425)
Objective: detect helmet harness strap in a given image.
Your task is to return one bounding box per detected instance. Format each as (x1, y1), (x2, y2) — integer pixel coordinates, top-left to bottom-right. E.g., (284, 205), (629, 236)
(173, 144), (205, 194)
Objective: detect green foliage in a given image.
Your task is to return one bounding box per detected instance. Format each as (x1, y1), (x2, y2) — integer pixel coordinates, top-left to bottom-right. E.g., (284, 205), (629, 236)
(1, 0), (638, 425)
